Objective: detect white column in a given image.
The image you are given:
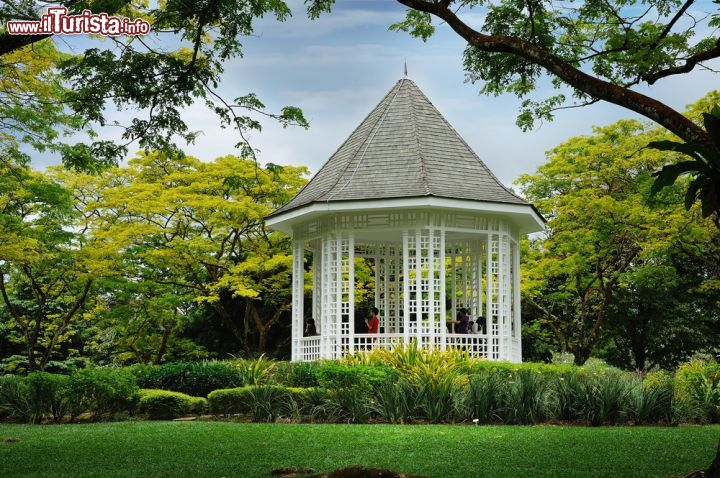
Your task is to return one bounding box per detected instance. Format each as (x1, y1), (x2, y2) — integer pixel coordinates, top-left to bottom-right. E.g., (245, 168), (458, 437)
(291, 240), (304, 361)
(402, 230), (410, 347)
(485, 233), (493, 359)
(439, 228), (446, 350)
(312, 247), (322, 334)
(513, 238), (522, 362)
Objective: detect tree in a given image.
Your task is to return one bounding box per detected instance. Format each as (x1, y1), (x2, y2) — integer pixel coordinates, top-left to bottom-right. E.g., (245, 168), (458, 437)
(0, 1), (336, 170)
(383, 0), (719, 149)
(62, 151), (308, 357)
(0, 161), (115, 371)
(517, 94), (720, 365)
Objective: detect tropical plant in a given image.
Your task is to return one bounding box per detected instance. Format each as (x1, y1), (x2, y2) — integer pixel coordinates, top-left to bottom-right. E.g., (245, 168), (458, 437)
(649, 105), (720, 221)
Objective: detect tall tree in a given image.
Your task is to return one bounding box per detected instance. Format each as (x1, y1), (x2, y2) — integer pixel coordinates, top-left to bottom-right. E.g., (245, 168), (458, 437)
(518, 94), (720, 365)
(0, 162), (115, 371)
(62, 151), (308, 357)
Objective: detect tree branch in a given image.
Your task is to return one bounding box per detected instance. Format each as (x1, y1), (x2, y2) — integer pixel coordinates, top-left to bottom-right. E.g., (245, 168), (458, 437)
(397, 0), (712, 146)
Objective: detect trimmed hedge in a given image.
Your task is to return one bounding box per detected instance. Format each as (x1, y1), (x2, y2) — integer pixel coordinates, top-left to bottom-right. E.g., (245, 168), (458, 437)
(133, 361), (244, 397)
(137, 389), (207, 420)
(208, 385), (317, 418)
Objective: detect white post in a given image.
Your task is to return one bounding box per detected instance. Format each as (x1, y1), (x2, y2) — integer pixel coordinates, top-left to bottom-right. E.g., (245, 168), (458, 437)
(439, 227), (446, 350)
(347, 232), (355, 355)
(513, 238), (522, 362)
(291, 239), (304, 361)
(402, 229), (410, 347)
(485, 232), (493, 360)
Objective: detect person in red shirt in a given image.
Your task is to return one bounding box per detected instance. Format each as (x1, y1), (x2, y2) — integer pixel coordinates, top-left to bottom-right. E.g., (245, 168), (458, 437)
(365, 307), (380, 334)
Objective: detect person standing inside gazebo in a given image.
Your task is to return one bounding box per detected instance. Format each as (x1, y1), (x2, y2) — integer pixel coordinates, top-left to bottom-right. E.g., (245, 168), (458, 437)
(365, 308), (380, 334)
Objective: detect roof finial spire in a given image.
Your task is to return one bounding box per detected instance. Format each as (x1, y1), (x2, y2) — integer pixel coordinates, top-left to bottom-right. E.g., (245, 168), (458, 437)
(404, 58), (408, 78)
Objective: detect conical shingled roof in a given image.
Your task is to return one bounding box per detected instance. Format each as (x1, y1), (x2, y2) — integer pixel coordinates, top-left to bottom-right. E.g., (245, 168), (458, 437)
(269, 79), (528, 217)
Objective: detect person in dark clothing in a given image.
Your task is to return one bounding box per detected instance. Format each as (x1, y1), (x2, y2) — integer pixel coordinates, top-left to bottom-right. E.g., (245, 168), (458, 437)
(304, 317), (317, 336)
(448, 308), (470, 334)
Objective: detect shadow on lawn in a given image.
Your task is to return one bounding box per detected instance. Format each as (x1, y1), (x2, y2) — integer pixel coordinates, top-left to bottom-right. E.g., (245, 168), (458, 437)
(271, 466), (426, 478)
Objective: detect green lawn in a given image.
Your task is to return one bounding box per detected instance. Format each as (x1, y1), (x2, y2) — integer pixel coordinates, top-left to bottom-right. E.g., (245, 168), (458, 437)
(0, 422), (718, 478)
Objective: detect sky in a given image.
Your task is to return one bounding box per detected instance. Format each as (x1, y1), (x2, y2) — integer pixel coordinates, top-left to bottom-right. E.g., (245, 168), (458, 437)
(50, 0), (720, 191)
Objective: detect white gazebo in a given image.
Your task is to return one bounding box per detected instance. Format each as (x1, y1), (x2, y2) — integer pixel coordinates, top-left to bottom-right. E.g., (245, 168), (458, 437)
(267, 78), (544, 363)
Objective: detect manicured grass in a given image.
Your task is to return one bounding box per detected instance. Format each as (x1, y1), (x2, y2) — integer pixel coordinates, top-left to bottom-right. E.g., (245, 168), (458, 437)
(1, 422), (718, 478)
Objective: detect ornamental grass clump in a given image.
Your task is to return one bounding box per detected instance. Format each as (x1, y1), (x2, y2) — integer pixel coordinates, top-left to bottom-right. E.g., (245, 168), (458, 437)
(627, 375), (674, 425)
(375, 379), (415, 424)
(237, 355), (276, 386)
(461, 373), (503, 423)
(407, 361), (465, 422)
(498, 369), (551, 424)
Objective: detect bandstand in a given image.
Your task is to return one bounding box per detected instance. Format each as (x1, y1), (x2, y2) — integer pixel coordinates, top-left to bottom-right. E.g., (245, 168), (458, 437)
(266, 78), (544, 362)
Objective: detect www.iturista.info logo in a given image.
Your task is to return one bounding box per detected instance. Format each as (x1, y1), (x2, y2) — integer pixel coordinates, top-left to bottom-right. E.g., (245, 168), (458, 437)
(6, 7), (150, 36)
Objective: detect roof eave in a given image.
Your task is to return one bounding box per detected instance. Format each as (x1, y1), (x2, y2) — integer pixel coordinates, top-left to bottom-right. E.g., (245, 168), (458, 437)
(266, 195), (545, 236)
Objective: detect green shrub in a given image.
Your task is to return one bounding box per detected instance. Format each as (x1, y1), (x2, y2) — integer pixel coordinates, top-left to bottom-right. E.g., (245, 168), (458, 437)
(628, 376), (674, 425)
(0, 375), (34, 423)
(0, 373), (71, 423)
(134, 361), (243, 397)
(287, 361), (320, 387)
(26, 372), (70, 423)
(137, 389), (206, 420)
(207, 385), (317, 420)
(316, 363), (396, 392)
(65, 368), (138, 420)
(674, 359), (720, 423)
(208, 387), (253, 416)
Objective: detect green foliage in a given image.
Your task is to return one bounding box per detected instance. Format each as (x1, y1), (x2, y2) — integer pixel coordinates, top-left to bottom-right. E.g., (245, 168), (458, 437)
(517, 95), (720, 366)
(0, 1), (322, 169)
(64, 368), (139, 420)
(137, 389), (206, 420)
(675, 360), (720, 423)
(392, 0), (719, 145)
(208, 387), (253, 416)
(0, 375), (34, 423)
(285, 361), (320, 388)
(134, 361), (244, 397)
(207, 385), (315, 421)
(316, 362), (396, 393)
(236, 356), (276, 386)
(649, 105), (720, 218)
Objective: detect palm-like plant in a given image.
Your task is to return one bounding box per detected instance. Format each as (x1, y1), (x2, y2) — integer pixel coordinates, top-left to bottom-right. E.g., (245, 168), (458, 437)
(650, 105), (720, 221)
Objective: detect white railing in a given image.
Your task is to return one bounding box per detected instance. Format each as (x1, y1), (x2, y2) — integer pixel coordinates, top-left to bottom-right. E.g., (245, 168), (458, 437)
(297, 332), (521, 362)
(298, 336), (321, 361)
(445, 333), (489, 359)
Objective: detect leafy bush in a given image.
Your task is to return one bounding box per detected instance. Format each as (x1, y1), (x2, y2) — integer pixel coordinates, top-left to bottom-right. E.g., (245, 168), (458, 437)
(208, 385), (315, 420)
(0, 375), (34, 423)
(316, 363), (396, 393)
(208, 387), (253, 416)
(674, 359), (720, 423)
(137, 389), (207, 420)
(64, 368), (139, 420)
(286, 361), (320, 387)
(628, 376), (674, 425)
(134, 361), (243, 397)
(25, 372), (70, 423)
(407, 362), (462, 422)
